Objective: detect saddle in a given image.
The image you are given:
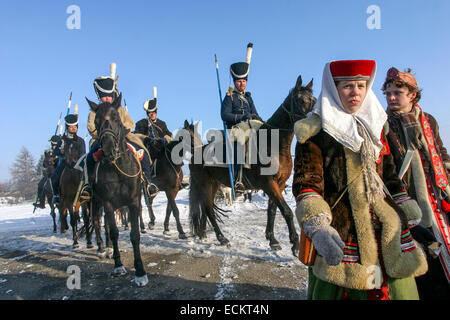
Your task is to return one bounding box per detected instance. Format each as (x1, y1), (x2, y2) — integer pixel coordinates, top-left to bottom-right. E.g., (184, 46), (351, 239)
(204, 119), (264, 169)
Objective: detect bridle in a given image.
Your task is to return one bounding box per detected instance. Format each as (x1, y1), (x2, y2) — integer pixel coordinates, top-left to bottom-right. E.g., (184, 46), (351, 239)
(97, 112), (142, 178)
(281, 88), (316, 126)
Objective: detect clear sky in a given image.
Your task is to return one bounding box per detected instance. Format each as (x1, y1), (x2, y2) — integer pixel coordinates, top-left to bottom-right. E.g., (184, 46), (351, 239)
(1, 0), (449, 181)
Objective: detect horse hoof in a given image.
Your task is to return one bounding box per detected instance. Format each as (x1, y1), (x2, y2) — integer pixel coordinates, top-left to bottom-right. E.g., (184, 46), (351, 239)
(163, 230), (171, 236)
(140, 229), (147, 234)
(97, 250), (106, 258)
(112, 266), (127, 276)
(148, 223), (155, 230)
(106, 248), (114, 259)
(72, 243), (79, 249)
(178, 233), (187, 240)
(219, 238), (230, 246)
(270, 243), (282, 251)
(134, 274), (148, 287)
(87, 243), (94, 249)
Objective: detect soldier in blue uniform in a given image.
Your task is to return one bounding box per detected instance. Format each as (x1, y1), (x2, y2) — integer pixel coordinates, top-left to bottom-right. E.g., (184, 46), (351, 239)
(221, 43), (262, 191)
(51, 113), (86, 204)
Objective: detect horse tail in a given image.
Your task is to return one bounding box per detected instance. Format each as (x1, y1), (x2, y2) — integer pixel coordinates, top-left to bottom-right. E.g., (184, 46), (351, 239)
(189, 174), (206, 237)
(189, 174), (229, 238)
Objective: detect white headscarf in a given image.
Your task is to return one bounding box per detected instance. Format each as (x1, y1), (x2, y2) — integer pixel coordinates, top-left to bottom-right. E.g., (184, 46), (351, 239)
(312, 62), (387, 157)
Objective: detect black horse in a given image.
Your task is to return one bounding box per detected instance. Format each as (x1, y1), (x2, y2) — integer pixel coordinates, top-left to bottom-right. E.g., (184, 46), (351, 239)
(143, 128), (192, 239)
(187, 76), (316, 256)
(86, 94), (148, 286)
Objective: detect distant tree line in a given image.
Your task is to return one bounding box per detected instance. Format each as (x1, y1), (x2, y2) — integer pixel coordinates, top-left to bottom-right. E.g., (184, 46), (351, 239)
(0, 147), (44, 203)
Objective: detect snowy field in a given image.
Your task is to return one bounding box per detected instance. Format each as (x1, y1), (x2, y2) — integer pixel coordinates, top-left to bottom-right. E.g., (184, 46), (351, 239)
(0, 176), (307, 298)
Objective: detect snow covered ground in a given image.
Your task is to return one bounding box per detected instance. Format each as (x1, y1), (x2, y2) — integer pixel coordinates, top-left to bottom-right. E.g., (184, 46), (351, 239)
(0, 176), (307, 297)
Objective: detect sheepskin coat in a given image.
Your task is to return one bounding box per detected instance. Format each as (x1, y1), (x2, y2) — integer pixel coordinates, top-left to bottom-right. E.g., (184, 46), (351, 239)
(293, 114), (427, 290)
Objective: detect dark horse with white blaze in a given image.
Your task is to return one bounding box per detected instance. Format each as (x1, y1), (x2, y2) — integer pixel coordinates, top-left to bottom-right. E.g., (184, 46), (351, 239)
(188, 76), (316, 256)
(58, 136), (91, 248)
(86, 94), (148, 286)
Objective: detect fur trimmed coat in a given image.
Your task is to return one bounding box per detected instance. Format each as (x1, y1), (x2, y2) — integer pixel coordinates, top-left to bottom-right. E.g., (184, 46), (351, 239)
(293, 114), (427, 291)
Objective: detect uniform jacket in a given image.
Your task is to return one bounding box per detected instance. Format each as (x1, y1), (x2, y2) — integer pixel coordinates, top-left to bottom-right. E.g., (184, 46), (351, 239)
(134, 118), (172, 140)
(221, 89), (260, 128)
(87, 106), (135, 140)
(55, 134), (86, 160)
(292, 114), (427, 290)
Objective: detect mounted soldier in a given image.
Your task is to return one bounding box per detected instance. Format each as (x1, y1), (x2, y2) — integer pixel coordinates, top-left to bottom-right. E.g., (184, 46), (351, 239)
(33, 135), (61, 209)
(85, 63), (158, 196)
(382, 67), (450, 299)
(220, 43), (263, 192)
(135, 86), (173, 146)
(51, 112), (86, 204)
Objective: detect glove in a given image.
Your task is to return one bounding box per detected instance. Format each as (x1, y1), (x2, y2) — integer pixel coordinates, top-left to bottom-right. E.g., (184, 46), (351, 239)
(93, 149), (103, 162)
(241, 114), (251, 121)
(410, 225), (437, 247)
(302, 213), (344, 266)
(251, 114), (263, 122)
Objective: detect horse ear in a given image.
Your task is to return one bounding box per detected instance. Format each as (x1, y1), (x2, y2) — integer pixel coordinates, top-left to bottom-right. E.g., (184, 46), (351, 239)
(306, 78), (313, 90)
(86, 97), (98, 112)
(295, 75), (303, 91)
(113, 93), (122, 109)
(184, 120), (189, 129)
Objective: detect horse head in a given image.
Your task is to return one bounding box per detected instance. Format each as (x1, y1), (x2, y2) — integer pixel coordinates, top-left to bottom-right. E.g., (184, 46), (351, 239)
(63, 136), (81, 167)
(86, 93), (126, 161)
(183, 119), (202, 152)
(283, 76), (317, 124)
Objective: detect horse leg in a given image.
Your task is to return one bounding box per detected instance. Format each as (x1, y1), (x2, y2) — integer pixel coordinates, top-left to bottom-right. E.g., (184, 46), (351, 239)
(128, 202), (148, 286)
(49, 199), (57, 233)
(69, 206), (79, 249)
(166, 190), (187, 239)
(103, 202), (125, 275)
(92, 200), (106, 257)
(146, 196), (156, 230)
(138, 206), (146, 234)
(82, 203), (93, 248)
(265, 198), (281, 251)
(266, 184), (299, 256)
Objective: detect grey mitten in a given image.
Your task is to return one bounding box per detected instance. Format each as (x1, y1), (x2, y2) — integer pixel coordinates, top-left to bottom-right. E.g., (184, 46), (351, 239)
(302, 213), (345, 266)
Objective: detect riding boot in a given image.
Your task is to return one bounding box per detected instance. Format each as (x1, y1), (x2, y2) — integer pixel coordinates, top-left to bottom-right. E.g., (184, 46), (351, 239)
(33, 178), (46, 208)
(140, 150), (159, 196)
(233, 164), (246, 194)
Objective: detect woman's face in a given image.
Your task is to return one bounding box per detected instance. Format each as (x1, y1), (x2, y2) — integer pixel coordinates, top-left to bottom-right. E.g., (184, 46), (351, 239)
(336, 80), (368, 114)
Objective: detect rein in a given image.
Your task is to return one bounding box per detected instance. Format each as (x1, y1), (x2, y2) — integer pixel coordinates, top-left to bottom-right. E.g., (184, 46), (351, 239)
(98, 117), (142, 179)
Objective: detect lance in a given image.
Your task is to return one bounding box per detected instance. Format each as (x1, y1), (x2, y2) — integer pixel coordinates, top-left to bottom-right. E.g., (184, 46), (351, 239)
(215, 54), (236, 200)
(62, 92), (73, 136)
(66, 92), (73, 116)
(124, 99), (128, 111)
(54, 112), (62, 136)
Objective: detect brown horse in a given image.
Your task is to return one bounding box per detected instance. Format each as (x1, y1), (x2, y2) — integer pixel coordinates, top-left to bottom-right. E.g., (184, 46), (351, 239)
(188, 76), (316, 256)
(59, 136), (91, 248)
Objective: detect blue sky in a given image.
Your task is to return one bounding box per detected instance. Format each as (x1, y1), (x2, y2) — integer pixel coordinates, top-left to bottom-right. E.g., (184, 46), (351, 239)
(1, 0), (450, 181)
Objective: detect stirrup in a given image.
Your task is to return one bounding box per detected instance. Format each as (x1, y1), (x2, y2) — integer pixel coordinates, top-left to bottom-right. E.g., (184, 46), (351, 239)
(80, 185), (92, 201)
(234, 182), (246, 194)
(147, 183), (159, 197)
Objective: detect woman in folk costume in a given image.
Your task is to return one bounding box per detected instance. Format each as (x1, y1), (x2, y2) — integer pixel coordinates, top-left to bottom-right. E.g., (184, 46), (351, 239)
(292, 60), (428, 300)
(383, 67), (450, 299)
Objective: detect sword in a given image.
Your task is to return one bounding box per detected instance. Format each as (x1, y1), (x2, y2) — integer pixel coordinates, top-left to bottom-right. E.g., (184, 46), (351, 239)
(398, 148), (415, 180)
